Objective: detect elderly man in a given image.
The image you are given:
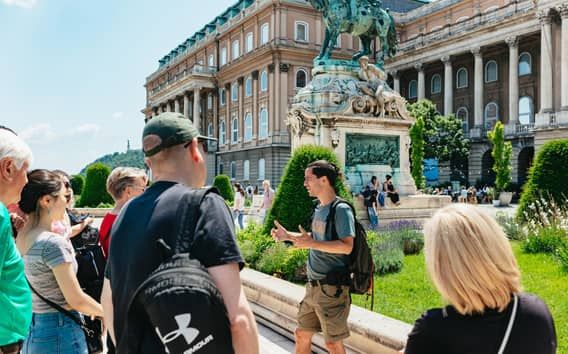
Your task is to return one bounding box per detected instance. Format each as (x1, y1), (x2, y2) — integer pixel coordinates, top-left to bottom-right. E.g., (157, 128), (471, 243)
(0, 126), (33, 354)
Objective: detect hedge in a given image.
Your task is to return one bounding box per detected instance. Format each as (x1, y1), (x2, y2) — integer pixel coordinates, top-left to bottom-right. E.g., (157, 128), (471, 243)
(77, 163), (113, 207)
(70, 174), (85, 195)
(213, 174), (234, 203)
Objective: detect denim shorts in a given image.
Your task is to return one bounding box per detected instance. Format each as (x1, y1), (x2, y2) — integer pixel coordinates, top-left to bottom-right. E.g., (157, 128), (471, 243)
(23, 311), (87, 354)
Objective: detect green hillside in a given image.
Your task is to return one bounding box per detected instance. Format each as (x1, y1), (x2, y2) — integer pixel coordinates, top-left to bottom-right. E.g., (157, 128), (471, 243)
(80, 149), (145, 175)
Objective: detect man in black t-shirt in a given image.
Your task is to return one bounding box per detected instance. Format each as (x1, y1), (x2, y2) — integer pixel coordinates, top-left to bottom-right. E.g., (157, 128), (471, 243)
(100, 112), (259, 354)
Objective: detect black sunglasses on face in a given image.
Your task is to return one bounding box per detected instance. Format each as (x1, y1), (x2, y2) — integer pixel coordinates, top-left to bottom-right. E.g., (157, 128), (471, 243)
(183, 139), (208, 153)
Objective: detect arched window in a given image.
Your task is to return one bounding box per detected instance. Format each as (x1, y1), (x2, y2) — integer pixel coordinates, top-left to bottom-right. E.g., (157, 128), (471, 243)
(219, 120), (226, 145)
(244, 113), (253, 141)
(245, 77), (252, 97)
(259, 108), (268, 138)
(456, 67), (468, 88)
(232, 40), (240, 60)
(296, 69), (307, 88)
(260, 70), (268, 91)
(485, 60), (498, 82)
(230, 161), (236, 179)
(232, 116), (239, 143)
(408, 80), (417, 99)
(246, 32), (254, 53)
(243, 160), (250, 180)
(519, 96), (534, 125)
(261, 23), (269, 44)
(431, 74), (442, 94)
(519, 52), (532, 76)
(220, 47), (227, 66)
(219, 88), (226, 106)
(258, 158), (265, 180)
(207, 123), (213, 138)
(484, 102), (499, 129)
(456, 107), (469, 132)
(208, 54), (214, 67)
(295, 21), (309, 42)
(231, 82), (238, 101)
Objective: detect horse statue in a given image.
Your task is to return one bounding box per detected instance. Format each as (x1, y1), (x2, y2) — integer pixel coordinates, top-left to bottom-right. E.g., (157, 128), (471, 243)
(308, 0), (397, 67)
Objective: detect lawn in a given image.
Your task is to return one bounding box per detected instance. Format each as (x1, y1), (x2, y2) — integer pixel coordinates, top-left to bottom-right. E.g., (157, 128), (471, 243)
(352, 242), (568, 354)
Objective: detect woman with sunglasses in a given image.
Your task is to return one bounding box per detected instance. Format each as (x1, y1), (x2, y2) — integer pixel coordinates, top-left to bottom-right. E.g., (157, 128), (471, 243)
(51, 170), (93, 239)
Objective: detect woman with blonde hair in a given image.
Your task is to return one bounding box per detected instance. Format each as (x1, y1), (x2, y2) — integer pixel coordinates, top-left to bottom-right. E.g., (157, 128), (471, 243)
(405, 204), (556, 354)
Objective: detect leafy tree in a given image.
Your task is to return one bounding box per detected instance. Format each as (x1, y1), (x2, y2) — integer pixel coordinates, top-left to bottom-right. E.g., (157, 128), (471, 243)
(263, 145), (351, 235)
(407, 99), (470, 182)
(409, 116), (426, 189)
(487, 121), (512, 194)
(77, 163), (113, 207)
(70, 174), (85, 195)
(213, 175), (234, 203)
(80, 150), (145, 175)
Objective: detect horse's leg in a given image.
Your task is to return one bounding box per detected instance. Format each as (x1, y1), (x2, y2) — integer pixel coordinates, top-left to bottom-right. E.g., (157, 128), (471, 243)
(318, 27), (332, 61)
(353, 35), (371, 61)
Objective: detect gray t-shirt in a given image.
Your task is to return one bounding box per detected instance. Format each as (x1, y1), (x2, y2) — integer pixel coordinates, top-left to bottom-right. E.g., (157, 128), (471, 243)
(24, 232), (77, 313)
(307, 200), (355, 280)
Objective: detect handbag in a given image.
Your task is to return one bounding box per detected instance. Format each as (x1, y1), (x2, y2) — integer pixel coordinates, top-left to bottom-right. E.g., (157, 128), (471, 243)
(497, 293), (519, 354)
(27, 280), (103, 354)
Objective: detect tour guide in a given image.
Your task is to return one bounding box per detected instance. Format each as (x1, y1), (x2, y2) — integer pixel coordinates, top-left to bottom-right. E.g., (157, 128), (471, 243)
(271, 160), (355, 354)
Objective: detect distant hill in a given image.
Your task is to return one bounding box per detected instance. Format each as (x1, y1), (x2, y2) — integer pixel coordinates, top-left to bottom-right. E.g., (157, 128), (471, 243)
(79, 149), (145, 175)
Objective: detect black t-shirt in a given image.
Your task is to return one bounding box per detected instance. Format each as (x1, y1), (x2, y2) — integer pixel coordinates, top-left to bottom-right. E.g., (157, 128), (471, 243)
(404, 293), (557, 354)
(105, 181), (244, 352)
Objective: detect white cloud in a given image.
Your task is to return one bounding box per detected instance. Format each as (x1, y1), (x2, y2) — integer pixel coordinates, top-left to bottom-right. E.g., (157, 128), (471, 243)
(2, 0), (38, 9)
(20, 123), (57, 143)
(71, 123), (101, 135)
(112, 112), (124, 119)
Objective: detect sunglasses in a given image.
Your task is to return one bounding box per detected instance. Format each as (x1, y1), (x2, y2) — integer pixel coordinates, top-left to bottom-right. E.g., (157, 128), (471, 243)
(64, 181), (71, 189)
(183, 138), (209, 153)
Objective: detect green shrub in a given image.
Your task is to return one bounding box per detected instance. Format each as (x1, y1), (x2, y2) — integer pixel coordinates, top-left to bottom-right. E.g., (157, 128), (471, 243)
(282, 248), (309, 282)
(236, 223), (273, 266)
(523, 226), (567, 254)
(257, 242), (289, 275)
(409, 116), (426, 190)
(518, 139), (568, 221)
(400, 230), (424, 255)
(96, 202), (114, 208)
(70, 174), (85, 195)
(556, 243), (568, 273)
(77, 163), (113, 207)
(487, 121), (512, 194)
(495, 212), (526, 241)
(263, 145), (351, 235)
(213, 175), (234, 203)
(373, 232), (404, 275)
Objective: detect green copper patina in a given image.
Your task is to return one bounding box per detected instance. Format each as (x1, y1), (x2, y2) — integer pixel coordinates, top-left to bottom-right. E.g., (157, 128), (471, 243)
(308, 0), (397, 67)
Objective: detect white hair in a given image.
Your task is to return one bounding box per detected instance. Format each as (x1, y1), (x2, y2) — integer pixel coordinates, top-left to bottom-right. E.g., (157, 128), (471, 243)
(0, 129), (33, 169)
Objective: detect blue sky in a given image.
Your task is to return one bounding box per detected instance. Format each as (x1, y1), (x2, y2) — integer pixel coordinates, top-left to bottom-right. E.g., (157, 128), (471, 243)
(0, 0), (234, 174)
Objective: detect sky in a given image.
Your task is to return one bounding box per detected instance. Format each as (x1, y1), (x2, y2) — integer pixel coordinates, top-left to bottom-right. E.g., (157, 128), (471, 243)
(0, 0), (235, 174)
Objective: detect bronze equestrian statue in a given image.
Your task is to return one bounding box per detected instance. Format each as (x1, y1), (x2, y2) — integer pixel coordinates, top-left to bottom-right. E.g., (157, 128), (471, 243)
(308, 0), (397, 67)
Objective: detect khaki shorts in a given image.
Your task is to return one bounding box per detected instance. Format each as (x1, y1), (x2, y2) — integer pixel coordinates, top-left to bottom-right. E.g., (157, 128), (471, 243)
(297, 283), (351, 342)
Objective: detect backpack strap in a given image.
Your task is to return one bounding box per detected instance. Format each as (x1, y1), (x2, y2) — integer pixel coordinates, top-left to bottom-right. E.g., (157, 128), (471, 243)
(326, 198), (356, 242)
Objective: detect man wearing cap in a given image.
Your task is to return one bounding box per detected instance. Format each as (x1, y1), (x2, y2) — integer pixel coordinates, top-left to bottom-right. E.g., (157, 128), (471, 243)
(101, 113), (259, 354)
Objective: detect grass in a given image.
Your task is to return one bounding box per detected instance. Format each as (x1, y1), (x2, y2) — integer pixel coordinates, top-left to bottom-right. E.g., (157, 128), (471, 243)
(352, 242), (568, 354)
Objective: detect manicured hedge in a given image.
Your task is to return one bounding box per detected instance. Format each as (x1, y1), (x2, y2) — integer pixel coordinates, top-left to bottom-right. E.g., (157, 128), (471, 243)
(70, 174), (85, 195)
(77, 163), (113, 207)
(213, 174), (234, 203)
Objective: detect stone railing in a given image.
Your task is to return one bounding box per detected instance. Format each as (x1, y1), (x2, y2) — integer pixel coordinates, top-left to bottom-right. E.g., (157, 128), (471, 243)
(149, 64), (217, 100)
(468, 123), (534, 139)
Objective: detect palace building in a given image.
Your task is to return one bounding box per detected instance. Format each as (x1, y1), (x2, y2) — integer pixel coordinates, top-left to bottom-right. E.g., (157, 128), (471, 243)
(143, 0), (568, 188)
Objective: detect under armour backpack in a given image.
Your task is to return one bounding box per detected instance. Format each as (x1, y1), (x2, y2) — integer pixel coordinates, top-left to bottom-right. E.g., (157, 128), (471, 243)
(122, 188), (234, 354)
(328, 198), (375, 295)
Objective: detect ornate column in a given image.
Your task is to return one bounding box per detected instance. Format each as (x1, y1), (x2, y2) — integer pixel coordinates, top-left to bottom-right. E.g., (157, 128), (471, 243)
(391, 70), (400, 93)
(166, 101), (172, 112)
(415, 63), (425, 100)
(174, 98), (180, 113)
(252, 70), (259, 138)
(559, 4), (568, 110)
(506, 36), (519, 124)
(193, 88), (201, 132)
(183, 93), (190, 118)
(268, 63), (276, 136)
(238, 77), (244, 143)
(441, 56), (453, 116)
(538, 9), (554, 113)
(279, 63), (290, 134)
(472, 47), (484, 127)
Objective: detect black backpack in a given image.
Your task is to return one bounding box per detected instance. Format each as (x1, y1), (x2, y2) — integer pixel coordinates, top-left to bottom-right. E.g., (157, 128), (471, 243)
(121, 187), (233, 354)
(327, 198), (375, 296)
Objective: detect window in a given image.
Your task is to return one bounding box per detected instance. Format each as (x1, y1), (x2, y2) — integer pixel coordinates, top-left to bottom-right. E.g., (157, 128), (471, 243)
(484, 102), (499, 129)
(219, 120), (226, 145)
(246, 32), (254, 53)
(232, 40), (240, 60)
(335, 35), (342, 48)
(244, 113), (253, 141)
(245, 77), (252, 97)
(219, 88), (226, 106)
(243, 160), (250, 180)
(408, 80), (417, 99)
(260, 70), (268, 91)
(207, 94), (212, 109)
(232, 116), (238, 143)
(207, 123), (213, 138)
(431, 74), (442, 94)
(219, 162), (224, 174)
(231, 83), (238, 101)
(208, 54), (214, 67)
(258, 158), (265, 180)
(220, 47), (227, 66)
(519, 96), (534, 125)
(261, 23), (269, 44)
(456, 107), (469, 132)
(456, 68), (468, 88)
(259, 108), (268, 138)
(230, 161), (236, 180)
(519, 52), (532, 76)
(295, 21), (308, 42)
(296, 69), (307, 88)
(485, 60), (498, 82)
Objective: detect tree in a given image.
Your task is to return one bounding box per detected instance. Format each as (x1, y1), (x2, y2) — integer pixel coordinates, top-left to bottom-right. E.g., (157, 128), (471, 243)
(263, 145), (351, 235)
(213, 175), (234, 203)
(70, 174), (85, 196)
(487, 121), (512, 194)
(77, 163), (113, 207)
(409, 116), (426, 189)
(407, 99), (470, 182)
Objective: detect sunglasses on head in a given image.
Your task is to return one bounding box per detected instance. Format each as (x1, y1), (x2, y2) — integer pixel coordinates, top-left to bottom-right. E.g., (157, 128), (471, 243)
(183, 138), (208, 153)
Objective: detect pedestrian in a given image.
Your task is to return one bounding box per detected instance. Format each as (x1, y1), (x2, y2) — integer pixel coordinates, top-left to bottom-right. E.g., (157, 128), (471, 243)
(366, 189), (379, 230)
(256, 180), (274, 222)
(271, 160), (355, 354)
(233, 182), (246, 230)
(404, 204), (557, 354)
(51, 170), (93, 239)
(383, 174), (400, 206)
(17, 169), (104, 354)
(0, 126), (33, 354)
(100, 112), (259, 353)
(99, 167), (147, 258)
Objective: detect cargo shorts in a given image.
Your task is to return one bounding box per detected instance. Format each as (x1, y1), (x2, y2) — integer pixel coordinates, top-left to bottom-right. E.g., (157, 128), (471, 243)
(297, 282), (351, 342)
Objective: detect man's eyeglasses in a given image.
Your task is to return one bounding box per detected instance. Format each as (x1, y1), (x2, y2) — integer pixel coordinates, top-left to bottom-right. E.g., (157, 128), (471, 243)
(183, 138), (209, 153)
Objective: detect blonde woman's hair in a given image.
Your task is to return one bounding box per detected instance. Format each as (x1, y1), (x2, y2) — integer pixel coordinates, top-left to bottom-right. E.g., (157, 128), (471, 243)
(423, 204), (521, 315)
(106, 167), (147, 200)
